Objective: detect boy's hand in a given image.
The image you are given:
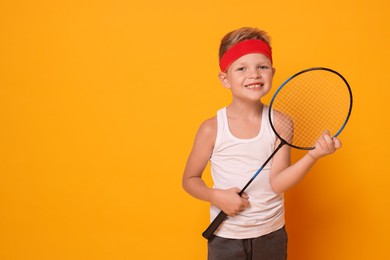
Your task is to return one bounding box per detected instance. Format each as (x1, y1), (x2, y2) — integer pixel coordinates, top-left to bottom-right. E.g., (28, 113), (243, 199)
(308, 131), (342, 161)
(211, 188), (250, 217)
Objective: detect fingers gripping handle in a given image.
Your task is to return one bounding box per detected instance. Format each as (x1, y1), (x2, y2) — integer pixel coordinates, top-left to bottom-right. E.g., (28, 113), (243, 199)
(202, 211), (228, 239)
(202, 189), (246, 240)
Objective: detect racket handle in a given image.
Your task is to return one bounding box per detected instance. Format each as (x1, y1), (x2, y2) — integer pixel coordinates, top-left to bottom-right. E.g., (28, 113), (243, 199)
(202, 210), (227, 239)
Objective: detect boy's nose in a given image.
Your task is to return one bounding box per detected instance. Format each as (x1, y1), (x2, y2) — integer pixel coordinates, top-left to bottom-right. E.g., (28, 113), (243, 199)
(248, 69), (261, 78)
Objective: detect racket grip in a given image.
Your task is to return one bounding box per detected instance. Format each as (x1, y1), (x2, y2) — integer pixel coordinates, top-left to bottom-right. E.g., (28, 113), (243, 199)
(202, 210), (227, 240)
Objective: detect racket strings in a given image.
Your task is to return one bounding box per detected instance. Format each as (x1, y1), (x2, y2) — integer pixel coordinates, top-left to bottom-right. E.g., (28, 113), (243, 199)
(271, 70), (351, 148)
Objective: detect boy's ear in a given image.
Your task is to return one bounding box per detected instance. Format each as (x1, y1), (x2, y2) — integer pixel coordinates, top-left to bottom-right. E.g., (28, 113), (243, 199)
(218, 72), (231, 89)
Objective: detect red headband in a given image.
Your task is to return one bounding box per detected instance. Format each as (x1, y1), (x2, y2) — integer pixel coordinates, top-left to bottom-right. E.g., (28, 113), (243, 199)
(219, 39), (272, 72)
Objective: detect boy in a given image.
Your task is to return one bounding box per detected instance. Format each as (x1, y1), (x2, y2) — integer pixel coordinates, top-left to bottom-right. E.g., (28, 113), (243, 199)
(182, 27), (342, 260)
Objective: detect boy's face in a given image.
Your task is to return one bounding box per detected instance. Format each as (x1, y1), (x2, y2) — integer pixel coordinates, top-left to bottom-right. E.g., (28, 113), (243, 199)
(219, 53), (275, 102)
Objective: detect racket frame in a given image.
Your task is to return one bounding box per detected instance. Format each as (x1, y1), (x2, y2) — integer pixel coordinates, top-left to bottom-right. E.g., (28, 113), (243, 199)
(269, 67), (353, 150)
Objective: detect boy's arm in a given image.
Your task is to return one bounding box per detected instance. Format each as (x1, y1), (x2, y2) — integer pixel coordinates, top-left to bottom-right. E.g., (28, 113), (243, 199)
(182, 118), (216, 202)
(182, 118), (250, 216)
(270, 131), (342, 193)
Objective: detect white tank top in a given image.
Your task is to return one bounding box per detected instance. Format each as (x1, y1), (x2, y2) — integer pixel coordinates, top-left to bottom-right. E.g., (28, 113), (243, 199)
(210, 106), (285, 239)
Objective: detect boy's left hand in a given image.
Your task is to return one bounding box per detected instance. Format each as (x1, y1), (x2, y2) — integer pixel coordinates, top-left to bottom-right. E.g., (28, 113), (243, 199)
(308, 131), (342, 160)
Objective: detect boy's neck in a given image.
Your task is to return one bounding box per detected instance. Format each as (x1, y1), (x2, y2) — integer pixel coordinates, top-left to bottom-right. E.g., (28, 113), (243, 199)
(227, 101), (263, 119)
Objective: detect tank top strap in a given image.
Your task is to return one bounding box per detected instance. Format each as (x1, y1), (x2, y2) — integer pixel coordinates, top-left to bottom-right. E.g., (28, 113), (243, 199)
(215, 107), (227, 149)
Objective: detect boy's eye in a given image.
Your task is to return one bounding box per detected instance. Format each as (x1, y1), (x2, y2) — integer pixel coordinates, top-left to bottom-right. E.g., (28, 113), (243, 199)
(258, 65), (270, 70)
(236, 67), (246, 71)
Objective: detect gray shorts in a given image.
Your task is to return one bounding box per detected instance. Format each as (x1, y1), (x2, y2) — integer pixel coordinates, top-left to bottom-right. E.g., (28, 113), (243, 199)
(208, 226), (287, 260)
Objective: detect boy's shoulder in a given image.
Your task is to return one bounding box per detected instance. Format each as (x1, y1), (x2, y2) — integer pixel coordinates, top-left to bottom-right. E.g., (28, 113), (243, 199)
(197, 116), (217, 139)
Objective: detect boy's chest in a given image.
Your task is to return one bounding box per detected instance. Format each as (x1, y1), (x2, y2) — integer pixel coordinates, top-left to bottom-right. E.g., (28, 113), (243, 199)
(227, 117), (262, 139)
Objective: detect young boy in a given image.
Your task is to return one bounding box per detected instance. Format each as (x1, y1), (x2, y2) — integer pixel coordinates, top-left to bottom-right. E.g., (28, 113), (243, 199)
(182, 27), (342, 260)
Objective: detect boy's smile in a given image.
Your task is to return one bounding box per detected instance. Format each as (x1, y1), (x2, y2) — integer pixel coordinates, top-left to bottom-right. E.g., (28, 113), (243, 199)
(245, 83), (264, 89)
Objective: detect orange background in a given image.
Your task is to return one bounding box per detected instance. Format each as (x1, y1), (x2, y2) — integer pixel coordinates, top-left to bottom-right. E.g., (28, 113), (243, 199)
(1, 0), (389, 259)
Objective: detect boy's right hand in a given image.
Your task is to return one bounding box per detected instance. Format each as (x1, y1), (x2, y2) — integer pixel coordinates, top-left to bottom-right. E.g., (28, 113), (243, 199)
(211, 188), (250, 217)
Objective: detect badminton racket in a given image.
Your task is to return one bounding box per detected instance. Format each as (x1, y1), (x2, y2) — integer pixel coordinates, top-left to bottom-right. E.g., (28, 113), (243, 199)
(202, 67), (353, 239)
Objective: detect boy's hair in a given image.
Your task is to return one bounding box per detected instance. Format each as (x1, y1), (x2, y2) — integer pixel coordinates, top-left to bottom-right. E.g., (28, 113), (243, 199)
(219, 27), (272, 61)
